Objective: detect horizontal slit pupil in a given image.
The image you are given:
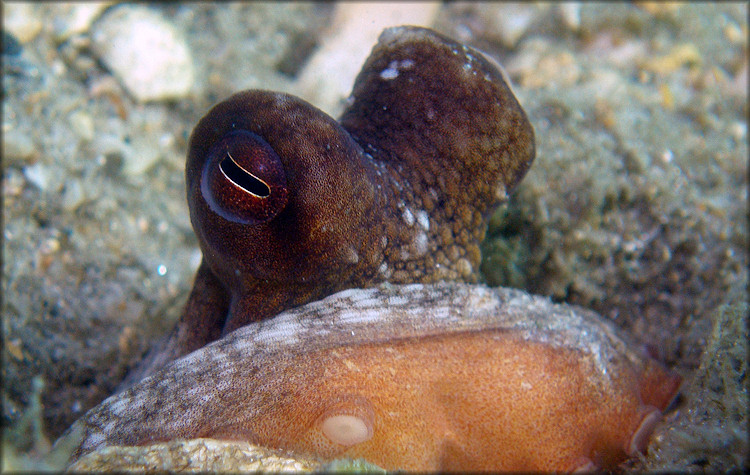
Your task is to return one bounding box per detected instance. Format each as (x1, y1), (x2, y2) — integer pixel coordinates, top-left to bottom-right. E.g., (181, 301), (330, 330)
(220, 154), (271, 198)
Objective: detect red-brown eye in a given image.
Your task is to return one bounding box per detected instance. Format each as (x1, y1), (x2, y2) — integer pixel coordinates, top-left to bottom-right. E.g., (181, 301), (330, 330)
(201, 130), (288, 224)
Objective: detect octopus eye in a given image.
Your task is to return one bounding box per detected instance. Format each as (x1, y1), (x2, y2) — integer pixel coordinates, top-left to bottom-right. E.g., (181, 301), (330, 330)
(219, 151), (271, 198)
(201, 130), (288, 224)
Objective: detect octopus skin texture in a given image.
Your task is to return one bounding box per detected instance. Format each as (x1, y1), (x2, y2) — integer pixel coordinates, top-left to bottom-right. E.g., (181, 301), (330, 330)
(129, 25), (535, 381)
(66, 283), (682, 472)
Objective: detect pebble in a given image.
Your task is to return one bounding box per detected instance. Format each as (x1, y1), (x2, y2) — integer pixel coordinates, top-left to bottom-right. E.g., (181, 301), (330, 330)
(3, 168), (25, 197)
(489, 4), (539, 48)
(90, 5), (195, 102)
(506, 39), (581, 90)
(557, 3), (582, 31)
(50, 2), (112, 42)
(23, 163), (53, 192)
(3, 3), (43, 44)
(4, 131), (36, 162)
(69, 110), (95, 142)
(61, 179), (87, 212)
(453, 4), (548, 49)
(640, 43), (702, 76)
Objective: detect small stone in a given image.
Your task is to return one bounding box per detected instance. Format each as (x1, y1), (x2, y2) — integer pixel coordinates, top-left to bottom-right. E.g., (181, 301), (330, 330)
(69, 111), (95, 142)
(490, 4), (538, 48)
(557, 3), (582, 31)
(723, 21), (745, 45)
(635, 1), (682, 17)
(3, 131), (36, 162)
(3, 168), (25, 197)
(91, 5), (195, 102)
(5, 339), (25, 361)
(3, 3), (43, 44)
(61, 180), (87, 211)
(507, 39), (581, 90)
(50, 2), (113, 42)
(23, 163), (53, 192)
(640, 43), (702, 76)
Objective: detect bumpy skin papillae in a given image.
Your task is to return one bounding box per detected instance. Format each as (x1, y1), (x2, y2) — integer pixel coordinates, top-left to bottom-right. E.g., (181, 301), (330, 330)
(66, 283), (680, 471)
(131, 26), (534, 380)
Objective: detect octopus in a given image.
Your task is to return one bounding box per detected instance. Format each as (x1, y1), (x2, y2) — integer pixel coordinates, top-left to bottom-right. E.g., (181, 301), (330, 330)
(61, 26), (682, 471)
(129, 24), (535, 381)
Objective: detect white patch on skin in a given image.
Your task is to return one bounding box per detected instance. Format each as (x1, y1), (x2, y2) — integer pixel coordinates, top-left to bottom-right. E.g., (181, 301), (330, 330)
(379, 59), (414, 80)
(400, 246), (412, 261)
(255, 318), (302, 346)
(86, 432), (105, 450)
(228, 332), (256, 353)
(400, 59), (414, 68)
(271, 93), (291, 107)
(378, 261), (390, 277)
(416, 210), (430, 231)
(346, 290), (382, 308)
(102, 420), (117, 437)
(387, 294), (410, 306)
(380, 67), (398, 80)
(108, 398), (132, 417)
(413, 232), (429, 256)
(338, 307), (385, 325)
(494, 183), (508, 201)
(429, 188), (439, 202)
(342, 245), (359, 264)
(321, 415), (372, 446)
(402, 207), (415, 226)
(331, 287), (365, 300)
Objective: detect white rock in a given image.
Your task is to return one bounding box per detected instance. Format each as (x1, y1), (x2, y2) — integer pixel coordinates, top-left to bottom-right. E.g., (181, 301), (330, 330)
(62, 179), (87, 211)
(557, 3), (583, 31)
(91, 5), (195, 102)
(50, 2), (112, 41)
(70, 111), (95, 142)
(3, 3), (43, 43)
(490, 4), (539, 48)
(23, 163), (53, 192)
